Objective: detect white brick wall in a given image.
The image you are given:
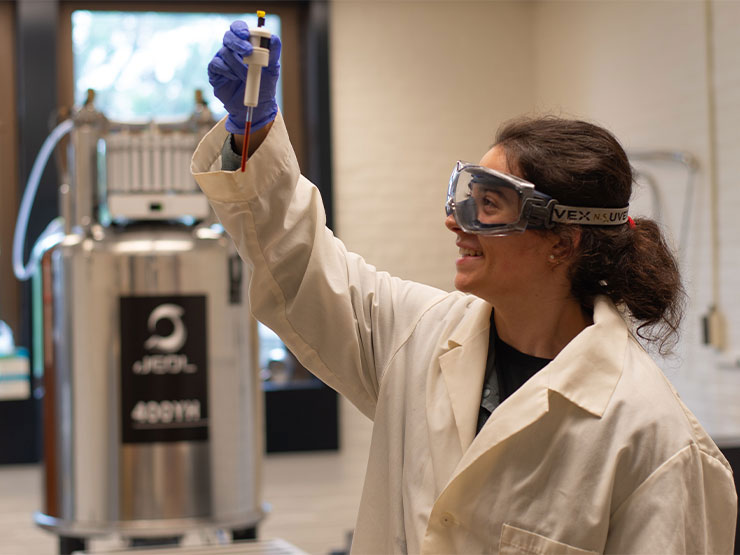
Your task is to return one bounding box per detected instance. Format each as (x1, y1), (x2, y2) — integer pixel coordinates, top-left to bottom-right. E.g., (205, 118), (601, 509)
(329, 0), (534, 291)
(329, 0), (740, 441)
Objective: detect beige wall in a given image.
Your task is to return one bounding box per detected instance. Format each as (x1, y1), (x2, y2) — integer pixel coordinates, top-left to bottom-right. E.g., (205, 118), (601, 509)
(330, 0), (534, 291)
(330, 0), (740, 438)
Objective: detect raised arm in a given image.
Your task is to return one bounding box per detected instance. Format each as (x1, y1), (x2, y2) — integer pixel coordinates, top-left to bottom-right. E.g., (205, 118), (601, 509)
(194, 22), (447, 418)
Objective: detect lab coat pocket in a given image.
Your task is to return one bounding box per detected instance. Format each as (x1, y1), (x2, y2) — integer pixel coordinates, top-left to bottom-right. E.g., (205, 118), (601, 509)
(499, 523), (598, 555)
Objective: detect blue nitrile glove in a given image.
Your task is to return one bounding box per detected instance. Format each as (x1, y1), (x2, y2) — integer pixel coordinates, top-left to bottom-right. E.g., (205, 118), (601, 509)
(208, 20), (281, 135)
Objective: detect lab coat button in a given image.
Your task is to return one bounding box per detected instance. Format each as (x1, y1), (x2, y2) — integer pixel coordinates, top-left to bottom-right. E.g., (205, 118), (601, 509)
(440, 512), (456, 527)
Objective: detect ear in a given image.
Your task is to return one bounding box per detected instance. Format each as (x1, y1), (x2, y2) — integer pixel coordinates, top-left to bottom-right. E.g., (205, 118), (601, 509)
(550, 227), (582, 262)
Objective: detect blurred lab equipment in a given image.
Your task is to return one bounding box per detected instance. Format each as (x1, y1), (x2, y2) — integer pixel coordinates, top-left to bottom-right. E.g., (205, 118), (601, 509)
(628, 149), (698, 259)
(0, 279), (30, 402)
(14, 90), (264, 554)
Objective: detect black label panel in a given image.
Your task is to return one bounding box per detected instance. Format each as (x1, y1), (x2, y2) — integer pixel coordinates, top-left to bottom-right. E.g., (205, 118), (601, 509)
(120, 295), (209, 444)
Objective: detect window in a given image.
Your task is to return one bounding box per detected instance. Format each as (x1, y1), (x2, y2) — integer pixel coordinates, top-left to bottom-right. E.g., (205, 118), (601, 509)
(71, 10), (282, 121)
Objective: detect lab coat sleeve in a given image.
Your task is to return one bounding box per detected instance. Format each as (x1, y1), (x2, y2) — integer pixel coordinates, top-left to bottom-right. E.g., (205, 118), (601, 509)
(603, 443), (737, 554)
(191, 115), (447, 419)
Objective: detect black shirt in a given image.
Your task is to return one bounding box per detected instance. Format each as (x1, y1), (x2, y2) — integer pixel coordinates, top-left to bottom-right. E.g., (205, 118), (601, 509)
(476, 314), (552, 434)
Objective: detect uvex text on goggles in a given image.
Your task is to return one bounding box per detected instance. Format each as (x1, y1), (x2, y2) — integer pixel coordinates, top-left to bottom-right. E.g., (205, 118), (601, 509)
(446, 161), (630, 235)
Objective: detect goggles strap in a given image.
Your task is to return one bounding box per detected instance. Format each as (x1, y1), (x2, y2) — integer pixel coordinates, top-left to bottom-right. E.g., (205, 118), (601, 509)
(550, 204), (630, 226)
(524, 198), (558, 229)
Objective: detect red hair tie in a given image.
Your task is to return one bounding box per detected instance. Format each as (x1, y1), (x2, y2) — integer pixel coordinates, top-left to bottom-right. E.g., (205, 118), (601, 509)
(627, 216), (636, 229)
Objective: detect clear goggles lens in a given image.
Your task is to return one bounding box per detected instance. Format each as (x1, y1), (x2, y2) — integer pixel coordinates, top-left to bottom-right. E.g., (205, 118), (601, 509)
(447, 162), (539, 234)
(454, 171), (524, 226)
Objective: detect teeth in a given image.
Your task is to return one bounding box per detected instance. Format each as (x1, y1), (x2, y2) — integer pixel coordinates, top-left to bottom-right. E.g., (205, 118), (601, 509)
(459, 248), (483, 257)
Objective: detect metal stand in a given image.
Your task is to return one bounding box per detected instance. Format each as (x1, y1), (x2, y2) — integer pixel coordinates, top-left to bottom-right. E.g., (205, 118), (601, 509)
(59, 536), (86, 555)
(231, 526), (258, 542)
(129, 536), (182, 548)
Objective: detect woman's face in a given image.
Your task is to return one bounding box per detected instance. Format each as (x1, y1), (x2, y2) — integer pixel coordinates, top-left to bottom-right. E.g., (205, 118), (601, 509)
(445, 145), (557, 304)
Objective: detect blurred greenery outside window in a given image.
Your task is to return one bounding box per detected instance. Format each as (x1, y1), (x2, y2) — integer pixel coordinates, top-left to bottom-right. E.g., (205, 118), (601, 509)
(72, 10), (311, 388)
(71, 10), (282, 121)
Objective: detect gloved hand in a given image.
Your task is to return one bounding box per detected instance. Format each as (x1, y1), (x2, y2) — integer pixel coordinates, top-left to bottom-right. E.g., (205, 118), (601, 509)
(208, 20), (282, 135)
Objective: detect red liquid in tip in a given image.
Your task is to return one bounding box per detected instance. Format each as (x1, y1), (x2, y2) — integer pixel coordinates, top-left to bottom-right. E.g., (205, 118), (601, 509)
(240, 120), (252, 172)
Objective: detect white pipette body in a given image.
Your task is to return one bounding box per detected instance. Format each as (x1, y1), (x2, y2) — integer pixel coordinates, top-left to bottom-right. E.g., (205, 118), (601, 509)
(243, 27), (272, 109)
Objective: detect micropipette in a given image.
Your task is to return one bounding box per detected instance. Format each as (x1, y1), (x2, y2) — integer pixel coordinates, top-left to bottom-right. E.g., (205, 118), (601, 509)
(240, 10), (272, 172)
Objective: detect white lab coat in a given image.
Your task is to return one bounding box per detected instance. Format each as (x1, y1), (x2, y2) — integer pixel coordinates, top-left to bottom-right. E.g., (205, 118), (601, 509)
(192, 114), (737, 554)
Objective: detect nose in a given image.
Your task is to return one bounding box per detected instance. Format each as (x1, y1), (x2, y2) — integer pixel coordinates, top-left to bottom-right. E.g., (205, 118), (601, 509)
(445, 212), (461, 233)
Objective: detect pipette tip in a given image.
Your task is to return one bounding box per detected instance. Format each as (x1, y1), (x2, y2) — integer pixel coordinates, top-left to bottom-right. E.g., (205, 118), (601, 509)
(240, 107), (254, 172)
(240, 122), (251, 172)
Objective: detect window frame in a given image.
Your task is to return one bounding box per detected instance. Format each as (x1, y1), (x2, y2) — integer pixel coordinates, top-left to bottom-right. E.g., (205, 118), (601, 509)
(57, 1), (308, 169)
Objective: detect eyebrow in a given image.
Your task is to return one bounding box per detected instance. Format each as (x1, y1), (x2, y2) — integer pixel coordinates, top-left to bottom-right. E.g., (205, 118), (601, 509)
(471, 185), (507, 200)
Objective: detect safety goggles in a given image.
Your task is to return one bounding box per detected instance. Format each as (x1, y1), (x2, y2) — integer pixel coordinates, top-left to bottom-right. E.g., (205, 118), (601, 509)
(445, 161), (630, 235)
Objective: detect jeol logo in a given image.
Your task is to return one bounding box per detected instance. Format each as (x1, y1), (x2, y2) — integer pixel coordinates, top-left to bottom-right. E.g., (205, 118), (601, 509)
(120, 295), (208, 442)
(144, 304), (187, 353)
(132, 304), (196, 375)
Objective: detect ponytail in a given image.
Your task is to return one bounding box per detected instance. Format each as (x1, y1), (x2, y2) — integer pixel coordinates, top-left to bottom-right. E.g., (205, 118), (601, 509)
(495, 115), (685, 353)
(569, 219), (685, 354)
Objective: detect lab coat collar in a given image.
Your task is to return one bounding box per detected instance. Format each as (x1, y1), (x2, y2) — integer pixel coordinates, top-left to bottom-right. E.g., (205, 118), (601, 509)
(438, 295), (627, 453)
(543, 296), (628, 418)
(445, 296), (492, 349)
(436, 296), (628, 499)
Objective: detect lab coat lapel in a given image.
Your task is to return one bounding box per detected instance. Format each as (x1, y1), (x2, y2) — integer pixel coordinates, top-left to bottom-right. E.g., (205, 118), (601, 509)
(438, 330), (489, 451)
(460, 369), (550, 470)
(436, 300), (491, 452)
(432, 369), (551, 520)
(447, 296), (626, 480)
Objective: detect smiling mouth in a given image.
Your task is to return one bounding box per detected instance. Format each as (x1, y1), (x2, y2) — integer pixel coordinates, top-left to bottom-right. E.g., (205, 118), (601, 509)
(459, 247), (483, 257)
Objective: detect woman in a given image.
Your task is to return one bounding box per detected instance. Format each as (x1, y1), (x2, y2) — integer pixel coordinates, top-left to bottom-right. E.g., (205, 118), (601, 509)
(195, 21), (737, 554)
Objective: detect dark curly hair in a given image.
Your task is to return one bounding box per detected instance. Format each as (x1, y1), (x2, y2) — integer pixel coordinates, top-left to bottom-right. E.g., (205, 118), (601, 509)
(495, 116), (685, 353)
